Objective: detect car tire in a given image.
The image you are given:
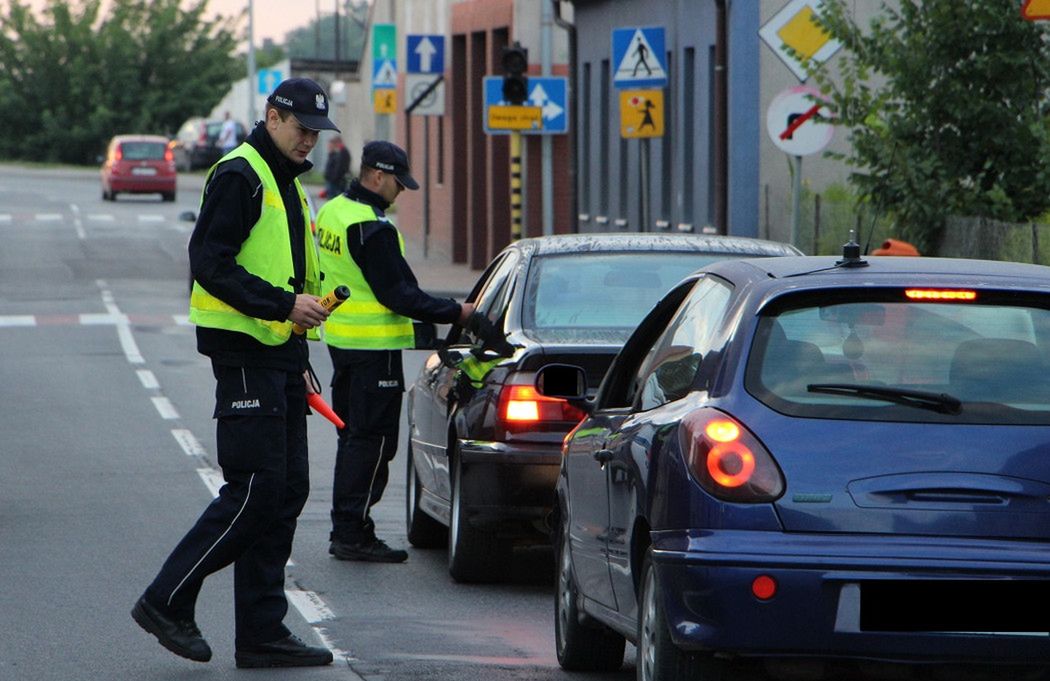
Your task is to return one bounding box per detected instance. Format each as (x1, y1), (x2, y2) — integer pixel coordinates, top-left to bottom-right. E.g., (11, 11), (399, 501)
(102, 188), (113, 201)
(638, 549), (726, 681)
(406, 444), (447, 548)
(555, 512), (626, 671)
(163, 192), (176, 202)
(448, 445), (508, 582)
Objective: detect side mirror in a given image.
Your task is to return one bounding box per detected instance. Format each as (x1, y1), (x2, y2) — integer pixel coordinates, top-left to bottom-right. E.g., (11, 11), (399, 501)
(536, 364), (587, 400)
(413, 321), (445, 350)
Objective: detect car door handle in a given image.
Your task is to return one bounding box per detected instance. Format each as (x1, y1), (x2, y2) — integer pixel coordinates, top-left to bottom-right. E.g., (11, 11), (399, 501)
(593, 449), (613, 464)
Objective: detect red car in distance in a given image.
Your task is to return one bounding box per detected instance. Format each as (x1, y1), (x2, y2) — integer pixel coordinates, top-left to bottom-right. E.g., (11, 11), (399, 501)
(100, 135), (177, 202)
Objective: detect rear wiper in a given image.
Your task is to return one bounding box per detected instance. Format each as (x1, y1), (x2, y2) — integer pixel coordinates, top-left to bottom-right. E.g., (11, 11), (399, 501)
(807, 383), (962, 414)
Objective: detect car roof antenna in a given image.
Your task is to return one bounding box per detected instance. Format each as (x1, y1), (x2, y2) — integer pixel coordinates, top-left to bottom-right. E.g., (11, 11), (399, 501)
(837, 229), (869, 268)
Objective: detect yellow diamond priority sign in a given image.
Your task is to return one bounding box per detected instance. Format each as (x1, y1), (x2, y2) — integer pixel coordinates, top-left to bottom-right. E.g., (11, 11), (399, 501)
(759, 0), (842, 82)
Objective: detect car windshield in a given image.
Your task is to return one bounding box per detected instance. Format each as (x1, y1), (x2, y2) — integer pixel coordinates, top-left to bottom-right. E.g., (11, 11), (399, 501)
(522, 252), (731, 343)
(746, 292), (1050, 424)
(121, 142), (166, 160)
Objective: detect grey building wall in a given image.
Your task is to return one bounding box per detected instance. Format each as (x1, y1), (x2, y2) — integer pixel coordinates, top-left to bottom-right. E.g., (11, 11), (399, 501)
(573, 0), (761, 237)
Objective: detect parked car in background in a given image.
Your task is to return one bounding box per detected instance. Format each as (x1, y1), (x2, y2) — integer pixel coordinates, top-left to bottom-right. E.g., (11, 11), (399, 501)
(546, 249), (1050, 680)
(170, 117), (247, 171)
(100, 135), (176, 202)
(404, 233), (800, 583)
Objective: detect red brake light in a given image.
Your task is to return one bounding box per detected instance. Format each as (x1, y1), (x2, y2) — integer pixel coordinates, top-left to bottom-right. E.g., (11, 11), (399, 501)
(112, 146), (123, 161)
(497, 384), (587, 434)
(164, 146), (174, 163)
(904, 289), (976, 301)
(681, 408), (784, 502)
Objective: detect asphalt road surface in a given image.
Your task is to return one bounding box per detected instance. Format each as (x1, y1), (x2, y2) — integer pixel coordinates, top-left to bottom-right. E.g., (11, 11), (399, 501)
(0, 166), (639, 681)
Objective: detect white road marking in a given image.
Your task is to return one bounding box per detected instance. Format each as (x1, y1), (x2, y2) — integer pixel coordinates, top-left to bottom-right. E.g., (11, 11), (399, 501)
(35, 213), (62, 221)
(138, 214), (164, 223)
(0, 315), (35, 327)
(172, 429), (207, 458)
(86, 214), (115, 222)
(151, 396), (179, 420)
(98, 281), (144, 364)
(196, 468), (224, 498)
(0, 214), (11, 223)
(71, 203), (85, 240)
(286, 589), (335, 623)
(136, 369), (159, 389)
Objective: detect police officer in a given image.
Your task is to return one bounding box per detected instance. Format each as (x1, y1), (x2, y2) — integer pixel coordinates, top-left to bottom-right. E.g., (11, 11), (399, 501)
(316, 141), (502, 562)
(131, 78), (336, 668)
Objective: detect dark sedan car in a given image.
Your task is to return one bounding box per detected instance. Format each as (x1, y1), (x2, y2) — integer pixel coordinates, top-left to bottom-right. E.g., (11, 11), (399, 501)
(405, 233), (799, 582)
(545, 250), (1050, 679)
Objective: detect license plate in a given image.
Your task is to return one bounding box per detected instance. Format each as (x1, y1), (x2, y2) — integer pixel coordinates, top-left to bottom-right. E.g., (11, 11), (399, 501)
(132, 167), (157, 176)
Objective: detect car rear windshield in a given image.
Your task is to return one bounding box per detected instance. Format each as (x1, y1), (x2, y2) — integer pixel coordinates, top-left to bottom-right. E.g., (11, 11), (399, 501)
(745, 290), (1050, 424)
(120, 142), (167, 160)
(522, 252), (733, 343)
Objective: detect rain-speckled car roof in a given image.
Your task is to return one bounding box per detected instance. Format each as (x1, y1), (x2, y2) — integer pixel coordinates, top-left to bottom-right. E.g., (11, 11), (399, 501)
(518, 232), (800, 257)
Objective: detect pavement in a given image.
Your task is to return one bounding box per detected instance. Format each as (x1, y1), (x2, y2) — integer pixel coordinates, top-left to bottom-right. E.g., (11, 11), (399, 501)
(401, 242), (480, 300)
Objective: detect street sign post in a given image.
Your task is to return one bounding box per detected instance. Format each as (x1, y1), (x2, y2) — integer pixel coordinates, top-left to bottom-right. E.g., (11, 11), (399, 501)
(372, 22), (397, 114)
(619, 90), (664, 138)
(406, 34), (445, 74)
(759, 0), (841, 82)
(611, 27), (667, 90)
(483, 76), (568, 135)
(257, 68), (282, 95)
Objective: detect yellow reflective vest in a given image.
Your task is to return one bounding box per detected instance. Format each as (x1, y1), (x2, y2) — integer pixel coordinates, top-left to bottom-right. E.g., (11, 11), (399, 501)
(188, 144), (320, 345)
(316, 197), (415, 349)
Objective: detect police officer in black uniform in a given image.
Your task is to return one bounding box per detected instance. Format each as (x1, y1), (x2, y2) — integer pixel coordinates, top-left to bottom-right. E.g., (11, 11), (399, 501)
(131, 78), (336, 668)
(316, 141), (506, 562)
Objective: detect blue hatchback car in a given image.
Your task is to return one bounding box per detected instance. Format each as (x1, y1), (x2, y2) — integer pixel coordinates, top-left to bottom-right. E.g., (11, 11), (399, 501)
(545, 251), (1050, 680)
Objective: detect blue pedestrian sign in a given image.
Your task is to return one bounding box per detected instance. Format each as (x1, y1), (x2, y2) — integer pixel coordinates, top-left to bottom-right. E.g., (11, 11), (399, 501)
(611, 26), (667, 89)
(373, 59), (398, 89)
(483, 76), (568, 135)
(257, 68), (283, 95)
(406, 34), (445, 74)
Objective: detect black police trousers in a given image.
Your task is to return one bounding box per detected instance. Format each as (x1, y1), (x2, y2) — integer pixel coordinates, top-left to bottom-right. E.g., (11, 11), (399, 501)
(144, 364), (310, 647)
(328, 347), (403, 544)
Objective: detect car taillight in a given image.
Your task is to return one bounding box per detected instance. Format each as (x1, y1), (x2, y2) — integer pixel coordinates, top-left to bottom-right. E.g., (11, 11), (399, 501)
(497, 384), (587, 434)
(680, 408), (784, 503)
(112, 146), (123, 161)
(164, 146), (174, 163)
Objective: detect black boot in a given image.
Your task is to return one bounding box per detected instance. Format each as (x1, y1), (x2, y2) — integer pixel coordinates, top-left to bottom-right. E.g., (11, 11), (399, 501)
(235, 634), (334, 668)
(131, 596), (212, 662)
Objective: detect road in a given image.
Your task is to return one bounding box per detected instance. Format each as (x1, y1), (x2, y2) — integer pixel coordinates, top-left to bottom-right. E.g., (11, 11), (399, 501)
(0, 165), (637, 681)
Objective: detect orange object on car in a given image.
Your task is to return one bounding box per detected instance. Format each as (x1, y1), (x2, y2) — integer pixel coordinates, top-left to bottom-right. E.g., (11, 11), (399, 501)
(871, 238), (920, 256)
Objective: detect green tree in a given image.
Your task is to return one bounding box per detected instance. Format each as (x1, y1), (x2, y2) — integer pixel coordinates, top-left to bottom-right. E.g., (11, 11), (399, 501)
(810, 0), (1050, 252)
(0, 0), (240, 164)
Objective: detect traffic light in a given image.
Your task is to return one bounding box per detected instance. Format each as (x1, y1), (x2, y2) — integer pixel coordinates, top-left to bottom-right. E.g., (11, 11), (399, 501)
(501, 42), (528, 105)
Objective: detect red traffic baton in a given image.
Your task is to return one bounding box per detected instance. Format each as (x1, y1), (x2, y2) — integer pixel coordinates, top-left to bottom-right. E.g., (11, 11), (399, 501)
(307, 392), (345, 429)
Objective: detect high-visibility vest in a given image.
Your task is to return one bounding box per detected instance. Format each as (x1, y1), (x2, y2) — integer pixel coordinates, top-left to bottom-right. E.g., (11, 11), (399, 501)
(316, 197), (415, 349)
(189, 144), (320, 345)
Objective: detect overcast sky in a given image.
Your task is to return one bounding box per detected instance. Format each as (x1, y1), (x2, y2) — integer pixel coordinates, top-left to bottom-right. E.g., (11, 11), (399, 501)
(17, 0), (323, 44)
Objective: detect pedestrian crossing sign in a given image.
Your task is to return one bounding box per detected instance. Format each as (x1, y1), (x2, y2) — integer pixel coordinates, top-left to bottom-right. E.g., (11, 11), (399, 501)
(612, 27), (667, 90)
(620, 90), (664, 138)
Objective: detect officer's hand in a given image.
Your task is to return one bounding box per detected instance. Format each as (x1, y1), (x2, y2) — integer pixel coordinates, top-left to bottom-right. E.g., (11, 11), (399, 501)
(457, 302), (476, 326)
(289, 294), (329, 330)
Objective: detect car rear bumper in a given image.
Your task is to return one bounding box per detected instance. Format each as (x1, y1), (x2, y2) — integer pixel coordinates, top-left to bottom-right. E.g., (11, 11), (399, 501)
(652, 529), (1050, 663)
(457, 439), (560, 535)
(108, 176), (176, 193)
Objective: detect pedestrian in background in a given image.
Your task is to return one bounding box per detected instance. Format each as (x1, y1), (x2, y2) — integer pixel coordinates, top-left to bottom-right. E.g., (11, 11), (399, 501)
(323, 135), (351, 199)
(216, 110), (238, 156)
(131, 78), (337, 668)
(315, 140), (504, 562)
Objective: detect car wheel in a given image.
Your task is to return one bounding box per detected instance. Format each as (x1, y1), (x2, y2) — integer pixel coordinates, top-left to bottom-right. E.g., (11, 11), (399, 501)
(638, 549), (726, 681)
(555, 511), (625, 671)
(102, 188), (113, 201)
(448, 445), (508, 582)
(162, 192), (176, 202)
(405, 444), (447, 548)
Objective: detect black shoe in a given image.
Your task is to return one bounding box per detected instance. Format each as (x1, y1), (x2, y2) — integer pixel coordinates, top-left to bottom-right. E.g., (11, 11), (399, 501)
(329, 537), (408, 563)
(235, 634), (334, 668)
(131, 596), (212, 662)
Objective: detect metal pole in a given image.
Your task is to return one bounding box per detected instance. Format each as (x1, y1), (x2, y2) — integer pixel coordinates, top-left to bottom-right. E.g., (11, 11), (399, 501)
(541, 0), (553, 235)
(641, 139), (650, 231)
(423, 116), (430, 257)
(247, 0), (256, 125)
(790, 155), (801, 249)
(511, 131), (524, 240)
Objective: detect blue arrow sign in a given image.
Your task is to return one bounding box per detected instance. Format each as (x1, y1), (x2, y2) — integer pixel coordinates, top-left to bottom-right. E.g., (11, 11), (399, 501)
(257, 68), (283, 95)
(483, 76), (568, 135)
(611, 26), (667, 89)
(406, 34), (445, 74)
